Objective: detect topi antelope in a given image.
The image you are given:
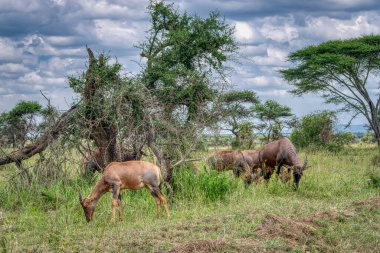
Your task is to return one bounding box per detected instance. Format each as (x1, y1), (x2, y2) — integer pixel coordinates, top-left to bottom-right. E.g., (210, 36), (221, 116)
(79, 161), (170, 222)
(241, 149), (262, 182)
(259, 137), (308, 190)
(207, 150), (253, 184)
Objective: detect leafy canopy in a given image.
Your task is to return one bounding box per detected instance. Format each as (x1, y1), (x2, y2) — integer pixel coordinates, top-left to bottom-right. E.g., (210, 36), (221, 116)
(218, 90), (259, 148)
(254, 100), (294, 141)
(140, 0), (237, 120)
(254, 100), (292, 121)
(281, 34), (380, 145)
(291, 111), (355, 152)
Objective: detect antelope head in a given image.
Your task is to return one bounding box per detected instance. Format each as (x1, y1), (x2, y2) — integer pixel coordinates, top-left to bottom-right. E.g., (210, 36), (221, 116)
(79, 193), (95, 222)
(293, 157), (308, 191)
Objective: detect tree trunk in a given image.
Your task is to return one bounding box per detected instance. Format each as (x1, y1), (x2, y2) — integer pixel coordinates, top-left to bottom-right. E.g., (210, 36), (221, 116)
(147, 120), (173, 183)
(82, 47), (121, 169)
(373, 127), (380, 153)
(0, 106), (77, 166)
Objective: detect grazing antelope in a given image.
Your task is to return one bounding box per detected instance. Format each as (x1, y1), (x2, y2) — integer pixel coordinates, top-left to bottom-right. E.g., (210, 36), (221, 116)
(207, 150), (253, 184)
(79, 161), (170, 222)
(241, 149), (262, 182)
(259, 137), (308, 190)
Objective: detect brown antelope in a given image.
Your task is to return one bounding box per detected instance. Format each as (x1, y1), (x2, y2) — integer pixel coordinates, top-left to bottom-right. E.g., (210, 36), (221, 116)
(259, 137), (308, 190)
(79, 161), (170, 222)
(241, 149), (262, 182)
(207, 150), (253, 184)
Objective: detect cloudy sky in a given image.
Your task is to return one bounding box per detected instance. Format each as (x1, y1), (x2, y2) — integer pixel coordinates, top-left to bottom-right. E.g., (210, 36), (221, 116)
(1, 0), (379, 125)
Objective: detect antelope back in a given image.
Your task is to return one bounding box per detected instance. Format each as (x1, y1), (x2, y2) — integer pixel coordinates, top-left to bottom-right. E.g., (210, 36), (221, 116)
(103, 161), (161, 189)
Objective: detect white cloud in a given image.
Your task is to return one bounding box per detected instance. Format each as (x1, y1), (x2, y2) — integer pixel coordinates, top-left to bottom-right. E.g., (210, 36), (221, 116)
(238, 44), (267, 58)
(304, 13), (380, 40)
(0, 0), (42, 12)
(252, 47), (288, 66)
(70, 0), (146, 20)
(259, 16), (299, 43)
(39, 57), (83, 76)
(245, 75), (283, 87)
(44, 36), (76, 46)
(0, 38), (22, 62)
(94, 19), (143, 47)
(22, 35), (82, 56)
(18, 72), (66, 87)
(257, 89), (289, 97)
(0, 63), (29, 73)
(234, 21), (256, 41)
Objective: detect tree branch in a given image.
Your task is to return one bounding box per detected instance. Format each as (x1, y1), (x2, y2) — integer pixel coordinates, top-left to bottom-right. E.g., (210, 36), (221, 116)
(172, 158), (201, 168)
(0, 105), (78, 167)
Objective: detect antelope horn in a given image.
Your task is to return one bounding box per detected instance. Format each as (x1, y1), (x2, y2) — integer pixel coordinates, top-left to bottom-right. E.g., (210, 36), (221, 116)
(79, 192), (83, 202)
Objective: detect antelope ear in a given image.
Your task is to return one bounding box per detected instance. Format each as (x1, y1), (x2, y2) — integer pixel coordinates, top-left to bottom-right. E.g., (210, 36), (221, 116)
(303, 165), (311, 170)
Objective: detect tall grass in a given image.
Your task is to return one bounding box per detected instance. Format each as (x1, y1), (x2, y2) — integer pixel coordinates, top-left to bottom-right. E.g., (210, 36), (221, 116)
(0, 145), (379, 252)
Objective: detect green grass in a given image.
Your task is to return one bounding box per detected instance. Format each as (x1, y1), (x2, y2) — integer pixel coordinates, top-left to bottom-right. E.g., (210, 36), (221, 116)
(0, 145), (379, 252)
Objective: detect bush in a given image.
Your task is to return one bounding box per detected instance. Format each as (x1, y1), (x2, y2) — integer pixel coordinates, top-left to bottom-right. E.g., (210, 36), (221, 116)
(291, 111), (354, 152)
(361, 131), (375, 144)
(325, 132), (356, 152)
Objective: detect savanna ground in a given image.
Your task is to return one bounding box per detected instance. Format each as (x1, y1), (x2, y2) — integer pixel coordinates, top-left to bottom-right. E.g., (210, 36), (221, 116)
(0, 145), (379, 252)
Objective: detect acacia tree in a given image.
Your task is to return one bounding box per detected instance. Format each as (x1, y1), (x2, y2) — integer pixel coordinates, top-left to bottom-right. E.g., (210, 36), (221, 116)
(254, 100), (294, 142)
(138, 0), (238, 182)
(281, 35), (380, 148)
(0, 101), (42, 148)
(68, 49), (148, 168)
(218, 90), (259, 148)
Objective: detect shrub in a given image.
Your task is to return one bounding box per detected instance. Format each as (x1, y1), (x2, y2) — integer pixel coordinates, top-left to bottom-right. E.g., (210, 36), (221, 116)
(361, 131), (375, 144)
(291, 111), (354, 151)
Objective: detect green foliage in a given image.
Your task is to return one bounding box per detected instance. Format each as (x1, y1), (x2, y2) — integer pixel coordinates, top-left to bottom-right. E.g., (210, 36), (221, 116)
(140, 0), (237, 120)
(232, 122), (254, 149)
(205, 135), (234, 147)
(291, 111), (354, 151)
(327, 132), (356, 152)
(0, 100), (44, 148)
(281, 34), (380, 146)
(254, 100), (294, 142)
(66, 52), (148, 154)
(172, 165), (239, 202)
(6, 101), (42, 120)
(69, 53), (134, 124)
(361, 131), (375, 144)
(255, 100), (292, 121)
(218, 90), (258, 148)
(198, 171), (234, 201)
(282, 35), (380, 96)
(291, 111), (335, 148)
(220, 90), (259, 104)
